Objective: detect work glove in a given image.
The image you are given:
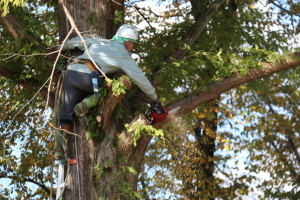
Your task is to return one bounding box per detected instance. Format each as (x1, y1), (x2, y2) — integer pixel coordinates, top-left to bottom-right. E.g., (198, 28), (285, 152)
(150, 101), (165, 115)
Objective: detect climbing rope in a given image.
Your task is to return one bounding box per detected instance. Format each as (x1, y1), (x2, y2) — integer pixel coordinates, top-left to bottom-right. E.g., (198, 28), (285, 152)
(55, 160), (70, 200)
(53, 67), (65, 122)
(49, 69), (72, 200)
(49, 64), (84, 200)
(49, 156), (55, 199)
(49, 68), (65, 200)
(74, 122), (82, 200)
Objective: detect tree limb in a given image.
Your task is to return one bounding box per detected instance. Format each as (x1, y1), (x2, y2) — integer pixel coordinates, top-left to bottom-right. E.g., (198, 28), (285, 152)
(0, 174), (53, 197)
(0, 11), (48, 50)
(164, 0), (226, 64)
(0, 66), (55, 108)
(155, 53), (300, 129)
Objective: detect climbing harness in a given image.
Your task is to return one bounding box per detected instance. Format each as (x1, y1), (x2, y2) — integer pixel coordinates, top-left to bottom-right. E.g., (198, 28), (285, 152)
(50, 66), (82, 200)
(73, 58), (103, 97)
(51, 69), (69, 200)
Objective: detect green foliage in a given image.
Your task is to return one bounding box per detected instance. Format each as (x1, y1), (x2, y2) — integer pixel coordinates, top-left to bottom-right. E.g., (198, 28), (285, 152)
(111, 77), (127, 96)
(125, 123), (164, 146)
(86, 113), (100, 138)
(115, 166), (143, 199)
(0, 0), (25, 16)
(93, 165), (104, 179)
(113, 10), (124, 24)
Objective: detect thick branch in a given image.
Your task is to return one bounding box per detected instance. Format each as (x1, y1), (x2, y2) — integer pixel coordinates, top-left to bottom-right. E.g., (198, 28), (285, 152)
(0, 174), (53, 197)
(98, 76), (132, 132)
(164, 0), (226, 64)
(0, 11), (48, 50)
(114, 53), (300, 185)
(185, 0), (226, 46)
(155, 53), (300, 129)
(0, 66), (55, 108)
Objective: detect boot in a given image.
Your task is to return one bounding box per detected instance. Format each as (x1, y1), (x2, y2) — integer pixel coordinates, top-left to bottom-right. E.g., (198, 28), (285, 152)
(73, 94), (100, 117)
(53, 124), (70, 160)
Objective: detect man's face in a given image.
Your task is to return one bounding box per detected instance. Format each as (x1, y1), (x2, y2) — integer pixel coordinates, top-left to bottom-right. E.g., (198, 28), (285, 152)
(124, 40), (136, 52)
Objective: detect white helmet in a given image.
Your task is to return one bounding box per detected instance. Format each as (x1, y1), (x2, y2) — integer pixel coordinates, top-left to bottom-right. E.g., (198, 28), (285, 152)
(114, 24), (139, 41)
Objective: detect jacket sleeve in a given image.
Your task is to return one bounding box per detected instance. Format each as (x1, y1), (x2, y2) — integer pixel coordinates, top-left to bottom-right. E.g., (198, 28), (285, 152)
(121, 60), (158, 101)
(61, 36), (92, 51)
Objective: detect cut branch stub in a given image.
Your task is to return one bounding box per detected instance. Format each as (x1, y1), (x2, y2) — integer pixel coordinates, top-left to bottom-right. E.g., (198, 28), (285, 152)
(117, 114), (151, 157)
(98, 76), (132, 132)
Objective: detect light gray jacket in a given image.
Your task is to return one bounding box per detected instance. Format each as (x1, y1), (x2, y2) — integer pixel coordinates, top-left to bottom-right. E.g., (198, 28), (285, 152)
(60, 36), (158, 100)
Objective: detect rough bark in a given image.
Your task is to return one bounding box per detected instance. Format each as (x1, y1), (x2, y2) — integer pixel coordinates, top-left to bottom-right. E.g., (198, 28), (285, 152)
(58, 0), (123, 40)
(64, 78), (141, 200)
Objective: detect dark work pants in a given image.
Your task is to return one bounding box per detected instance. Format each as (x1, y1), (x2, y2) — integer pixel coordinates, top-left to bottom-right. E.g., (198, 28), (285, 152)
(59, 70), (104, 125)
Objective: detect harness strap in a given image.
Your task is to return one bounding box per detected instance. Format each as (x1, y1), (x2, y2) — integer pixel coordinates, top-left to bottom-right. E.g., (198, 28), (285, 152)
(74, 59), (101, 97)
(73, 58), (98, 71)
(85, 61), (97, 71)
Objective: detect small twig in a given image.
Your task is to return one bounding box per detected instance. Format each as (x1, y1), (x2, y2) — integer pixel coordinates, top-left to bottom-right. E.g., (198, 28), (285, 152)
(112, 0), (122, 6)
(1, 51), (58, 61)
(268, 0), (300, 18)
(46, 26), (75, 107)
(125, 0), (157, 35)
(49, 123), (82, 138)
(4, 77), (51, 133)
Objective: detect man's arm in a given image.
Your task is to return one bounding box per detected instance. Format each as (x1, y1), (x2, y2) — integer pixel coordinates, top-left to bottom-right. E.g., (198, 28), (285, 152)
(121, 63), (158, 101)
(53, 36), (92, 51)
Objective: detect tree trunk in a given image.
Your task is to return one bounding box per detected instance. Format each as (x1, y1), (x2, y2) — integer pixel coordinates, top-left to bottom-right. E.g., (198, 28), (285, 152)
(55, 1), (149, 199)
(64, 114), (152, 200)
(58, 0), (123, 40)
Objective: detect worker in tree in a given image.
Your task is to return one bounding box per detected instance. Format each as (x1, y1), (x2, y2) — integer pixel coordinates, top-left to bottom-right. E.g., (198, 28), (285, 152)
(53, 24), (159, 160)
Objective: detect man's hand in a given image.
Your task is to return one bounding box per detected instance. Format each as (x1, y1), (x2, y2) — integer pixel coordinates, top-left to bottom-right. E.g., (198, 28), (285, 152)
(150, 101), (164, 115)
